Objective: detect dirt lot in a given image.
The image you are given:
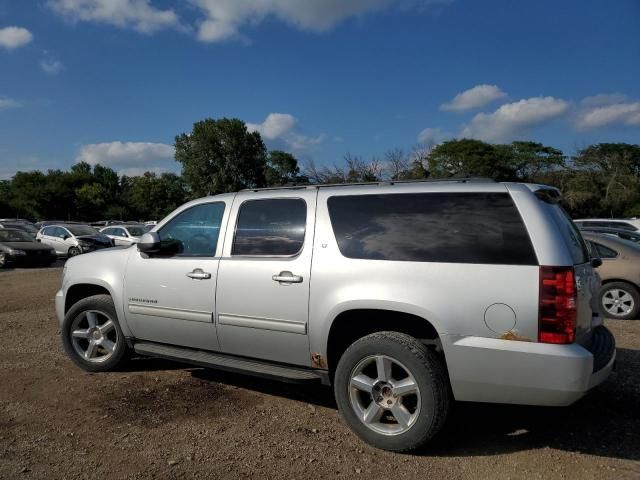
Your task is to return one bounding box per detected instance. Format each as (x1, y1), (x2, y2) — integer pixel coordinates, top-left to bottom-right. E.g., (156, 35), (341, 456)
(1, 267), (639, 479)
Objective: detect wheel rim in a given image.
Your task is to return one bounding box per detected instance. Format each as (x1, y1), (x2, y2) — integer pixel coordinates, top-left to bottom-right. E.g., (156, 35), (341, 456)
(70, 310), (119, 363)
(69, 247), (80, 257)
(0, 253), (5, 267)
(348, 355), (421, 436)
(602, 288), (634, 317)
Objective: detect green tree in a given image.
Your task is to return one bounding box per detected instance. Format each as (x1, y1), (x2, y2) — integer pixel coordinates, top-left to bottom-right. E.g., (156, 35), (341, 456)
(174, 118), (267, 196)
(428, 139), (515, 180)
(265, 150), (308, 186)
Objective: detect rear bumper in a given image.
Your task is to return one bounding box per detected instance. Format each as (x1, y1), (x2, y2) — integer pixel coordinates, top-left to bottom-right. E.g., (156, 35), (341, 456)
(444, 326), (616, 406)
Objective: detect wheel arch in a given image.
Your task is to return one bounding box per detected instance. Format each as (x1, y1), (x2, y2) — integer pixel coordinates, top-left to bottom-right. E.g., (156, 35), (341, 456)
(64, 280), (132, 337)
(325, 305), (444, 378)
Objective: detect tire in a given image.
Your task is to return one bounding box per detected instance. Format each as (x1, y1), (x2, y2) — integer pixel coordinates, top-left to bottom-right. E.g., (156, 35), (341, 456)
(68, 246), (82, 257)
(334, 331), (451, 452)
(0, 252), (8, 268)
(599, 282), (640, 320)
(61, 294), (127, 372)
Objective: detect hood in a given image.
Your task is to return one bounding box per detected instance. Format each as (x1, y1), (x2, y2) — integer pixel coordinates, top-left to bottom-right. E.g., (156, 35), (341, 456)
(76, 234), (112, 245)
(1, 241), (55, 252)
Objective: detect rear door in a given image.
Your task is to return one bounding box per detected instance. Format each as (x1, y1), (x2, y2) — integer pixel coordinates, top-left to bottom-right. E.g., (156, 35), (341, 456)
(216, 190), (317, 366)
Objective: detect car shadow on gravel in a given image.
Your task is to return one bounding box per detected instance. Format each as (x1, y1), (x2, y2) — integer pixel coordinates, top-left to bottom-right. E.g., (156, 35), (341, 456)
(127, 347), (639, 462)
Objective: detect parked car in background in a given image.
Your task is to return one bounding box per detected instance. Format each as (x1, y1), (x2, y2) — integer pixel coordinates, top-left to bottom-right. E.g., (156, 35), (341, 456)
(56, 180), (615, 452)
(36, 220), (84, 229)
(0, 221), (39, 238)
(144, 220), (157, 227)
(578, 226), (640, 245)
(574, 218), (640, 231)
(37, 224), (113, 257)
(99, 224), (148, 246)
(582, 231), (640, 320)
(0, 228), (56, 268)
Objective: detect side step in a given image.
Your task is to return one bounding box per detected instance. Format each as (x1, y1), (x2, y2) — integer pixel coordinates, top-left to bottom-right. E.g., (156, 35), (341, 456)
(133, 342), (325, 384)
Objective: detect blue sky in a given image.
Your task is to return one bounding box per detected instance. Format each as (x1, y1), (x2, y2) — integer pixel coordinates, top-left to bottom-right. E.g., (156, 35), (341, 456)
(1, 0), (639, 179)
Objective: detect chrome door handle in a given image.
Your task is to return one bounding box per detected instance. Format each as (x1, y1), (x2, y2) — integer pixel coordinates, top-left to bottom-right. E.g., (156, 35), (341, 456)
(187, 268), (211, 280)
(272, 271), (303, 284)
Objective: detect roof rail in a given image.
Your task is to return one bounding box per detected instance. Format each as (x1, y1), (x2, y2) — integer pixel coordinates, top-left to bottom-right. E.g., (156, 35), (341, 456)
(240, 177), (497, 192)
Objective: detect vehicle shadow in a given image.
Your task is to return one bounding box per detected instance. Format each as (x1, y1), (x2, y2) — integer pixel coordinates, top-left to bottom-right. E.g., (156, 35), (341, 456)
(130, 347), (639, 461)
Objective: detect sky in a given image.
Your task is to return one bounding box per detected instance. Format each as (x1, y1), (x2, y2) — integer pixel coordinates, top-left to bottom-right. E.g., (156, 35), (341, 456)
(0, 0), (639, 179)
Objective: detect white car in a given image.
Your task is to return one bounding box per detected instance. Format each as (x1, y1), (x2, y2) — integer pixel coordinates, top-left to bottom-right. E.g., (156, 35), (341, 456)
(37, 224), (113, 257)
(99, 224), (148, 246)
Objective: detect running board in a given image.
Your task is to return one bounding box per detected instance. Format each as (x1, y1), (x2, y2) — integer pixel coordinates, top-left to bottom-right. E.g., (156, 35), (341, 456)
(133, 342), (325, 384)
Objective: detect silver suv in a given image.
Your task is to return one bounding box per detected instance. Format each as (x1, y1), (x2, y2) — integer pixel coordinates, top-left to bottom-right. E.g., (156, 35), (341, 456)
(55, 180), (616, 452)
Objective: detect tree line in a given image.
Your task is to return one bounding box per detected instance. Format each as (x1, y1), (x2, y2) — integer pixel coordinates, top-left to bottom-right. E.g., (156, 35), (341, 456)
(1, 116), (639, 222)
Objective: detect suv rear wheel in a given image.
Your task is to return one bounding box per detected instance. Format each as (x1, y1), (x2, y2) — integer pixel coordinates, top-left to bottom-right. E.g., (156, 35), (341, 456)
(599, 282), (640, 320)
(61, 294), (127, 371)
(334, 331), (450, 452)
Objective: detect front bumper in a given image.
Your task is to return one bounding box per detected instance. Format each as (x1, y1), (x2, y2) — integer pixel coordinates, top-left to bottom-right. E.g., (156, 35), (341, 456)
(444, 326), (616, 406)
(55, 289), (65, 325)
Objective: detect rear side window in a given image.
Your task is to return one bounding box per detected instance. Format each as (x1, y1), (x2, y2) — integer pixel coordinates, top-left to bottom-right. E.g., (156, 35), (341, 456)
(590, 241), (618, 259)
(327, 192), (537, 265)
(232, 198), (306, 256)
(546, 205), (589, 264)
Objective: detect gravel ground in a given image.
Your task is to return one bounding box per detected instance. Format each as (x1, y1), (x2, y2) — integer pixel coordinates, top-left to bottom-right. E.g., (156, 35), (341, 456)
(0, 267), (639, 479)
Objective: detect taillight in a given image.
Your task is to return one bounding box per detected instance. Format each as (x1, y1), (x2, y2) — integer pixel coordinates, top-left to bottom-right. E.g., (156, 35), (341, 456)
(539, 266), (577, 344)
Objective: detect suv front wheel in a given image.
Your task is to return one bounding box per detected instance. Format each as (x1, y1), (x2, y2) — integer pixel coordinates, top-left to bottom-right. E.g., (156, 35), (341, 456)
(61, 294), (127, 372)
(334, 331), (450, 452)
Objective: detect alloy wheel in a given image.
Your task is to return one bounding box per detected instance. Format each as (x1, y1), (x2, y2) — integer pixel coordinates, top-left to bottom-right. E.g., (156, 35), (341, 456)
(70, 310), (119, 363)
(349, 355), (421, 436)
(602, 288), (635, 317)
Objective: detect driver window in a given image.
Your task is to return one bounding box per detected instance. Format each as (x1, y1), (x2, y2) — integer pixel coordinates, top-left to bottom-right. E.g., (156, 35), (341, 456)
(158, 202), (225, 257)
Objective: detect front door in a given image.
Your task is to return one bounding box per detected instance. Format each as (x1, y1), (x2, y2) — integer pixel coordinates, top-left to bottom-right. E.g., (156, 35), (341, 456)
(216, 190), (317, 367)
(123, 200), (230, 351)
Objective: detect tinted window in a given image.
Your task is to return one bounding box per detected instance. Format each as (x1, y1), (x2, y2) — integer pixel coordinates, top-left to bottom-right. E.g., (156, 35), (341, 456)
(592, 242), (618, 259)
(546, 205), (589, 264)
(327, 193), (537, 265)
(159, 202), (225, 257)
(102, 228), (114, 235)
(232, 198), (306, 256)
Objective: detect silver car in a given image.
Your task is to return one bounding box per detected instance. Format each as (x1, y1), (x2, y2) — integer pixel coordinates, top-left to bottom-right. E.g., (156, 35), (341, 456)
(55, 180), (616, 452)
(99, 224), (148, 246)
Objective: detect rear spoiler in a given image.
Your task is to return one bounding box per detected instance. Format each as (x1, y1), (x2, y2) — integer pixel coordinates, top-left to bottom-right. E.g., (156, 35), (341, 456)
(527, 185), (562, 205)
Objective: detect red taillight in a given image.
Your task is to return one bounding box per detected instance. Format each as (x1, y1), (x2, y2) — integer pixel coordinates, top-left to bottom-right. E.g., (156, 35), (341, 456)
(539, 266), (577, 344)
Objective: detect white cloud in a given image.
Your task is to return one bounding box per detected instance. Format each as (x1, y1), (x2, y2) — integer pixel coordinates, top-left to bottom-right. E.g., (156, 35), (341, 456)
(0, 26), (33, 50)
(48, 0), (181, 33)
(191, 0), (451, 42)
(461, 96), (570, 142)
(441, 84), (506, 112)
(40, 58), (63, 75)
(247, 113), (324, 151)
(576, 94), (640, 129)
(416, 127), (449, 145)
(76, 141), (176, 175)
(247, 113), (296, 140)
(0, 96), (21, 110)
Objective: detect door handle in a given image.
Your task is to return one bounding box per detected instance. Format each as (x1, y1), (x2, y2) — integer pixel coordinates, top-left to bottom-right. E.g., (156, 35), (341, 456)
(272, 271), (303, 284)
(187, 268), (211, 280)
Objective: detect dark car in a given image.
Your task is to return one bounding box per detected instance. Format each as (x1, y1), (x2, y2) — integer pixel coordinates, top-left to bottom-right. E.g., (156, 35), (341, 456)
(0, 221), (40, 238)
(0, 228), (57, 268)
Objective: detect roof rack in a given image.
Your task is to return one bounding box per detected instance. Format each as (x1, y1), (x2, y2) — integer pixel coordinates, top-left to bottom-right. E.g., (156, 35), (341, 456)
(241, 177), (497, 192)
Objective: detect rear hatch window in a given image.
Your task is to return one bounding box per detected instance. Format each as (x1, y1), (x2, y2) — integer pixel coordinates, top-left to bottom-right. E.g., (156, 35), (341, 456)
(546, 203), (589, 265)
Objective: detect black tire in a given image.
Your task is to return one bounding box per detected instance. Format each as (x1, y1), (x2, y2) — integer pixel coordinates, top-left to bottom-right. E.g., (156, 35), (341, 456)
(68, 246), (82, 257)
(599, 282), (640, 320)
(0, 252), (9, 268)
(61, 294), (127, 372)
(334, 331), (451, 452)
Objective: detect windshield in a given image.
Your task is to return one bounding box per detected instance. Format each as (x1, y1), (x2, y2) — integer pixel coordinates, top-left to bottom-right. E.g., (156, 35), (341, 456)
(0, 229), (33, 242)
(66, 225), (98, 236)
(126, 226), (147, 236)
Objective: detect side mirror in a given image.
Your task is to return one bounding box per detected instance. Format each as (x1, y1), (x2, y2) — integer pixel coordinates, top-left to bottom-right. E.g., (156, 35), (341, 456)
(591, 257), (603, 269)
(62, 235), (69, 240)
(137, 232), (161, 254)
